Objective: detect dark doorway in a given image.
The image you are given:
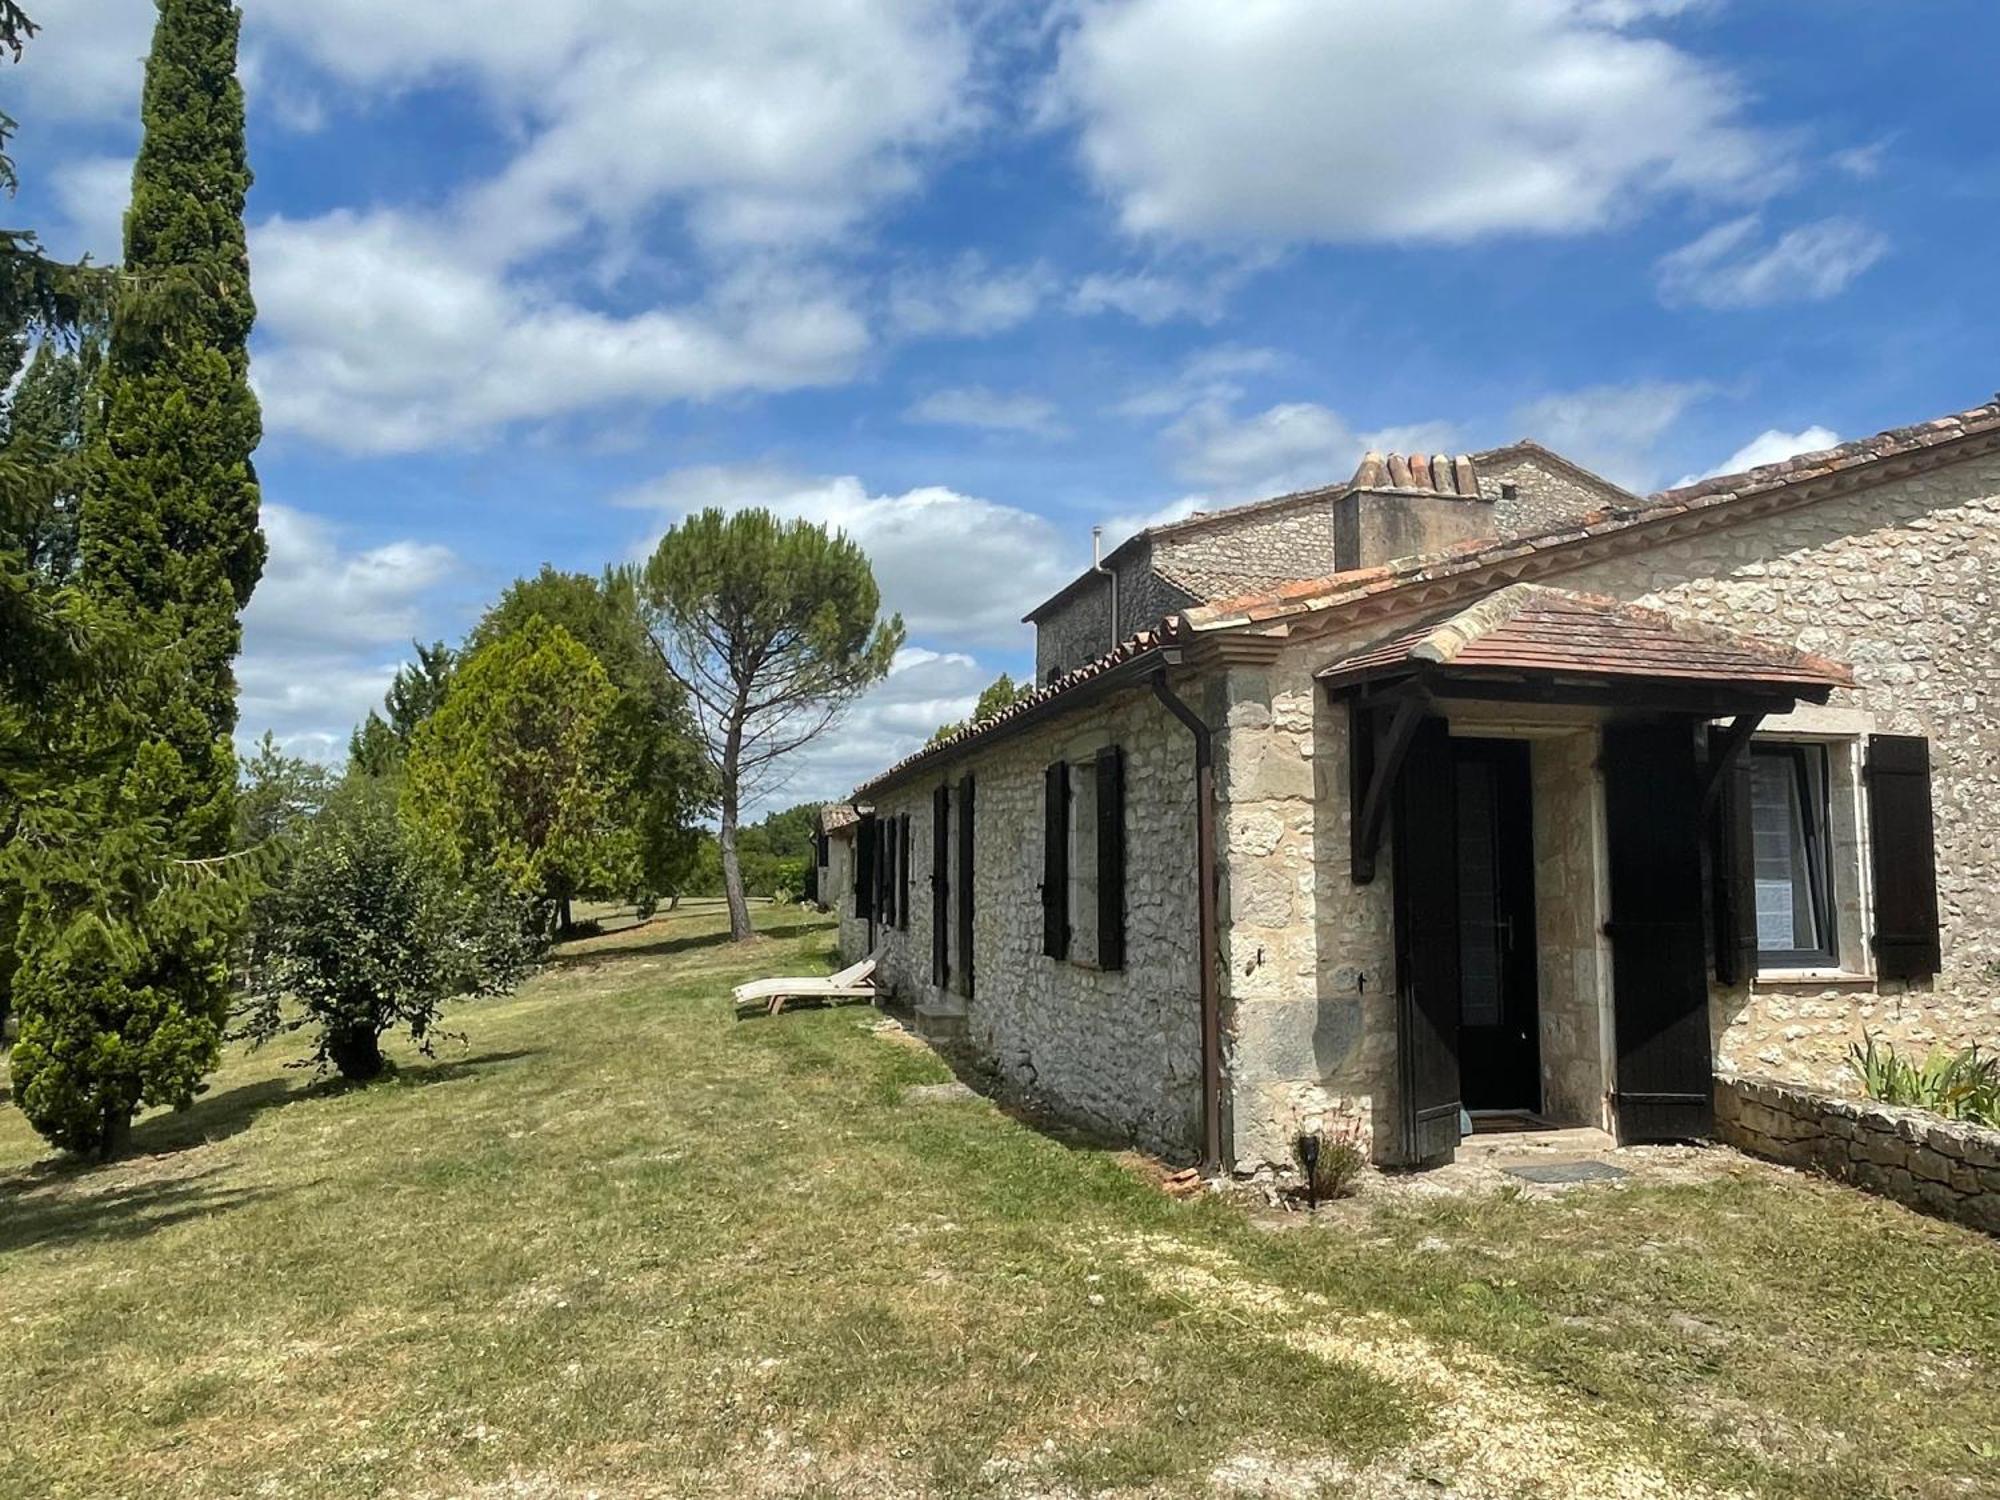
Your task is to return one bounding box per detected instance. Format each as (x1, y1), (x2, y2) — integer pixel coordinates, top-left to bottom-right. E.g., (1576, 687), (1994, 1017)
(1452, 738), (1542, 1113)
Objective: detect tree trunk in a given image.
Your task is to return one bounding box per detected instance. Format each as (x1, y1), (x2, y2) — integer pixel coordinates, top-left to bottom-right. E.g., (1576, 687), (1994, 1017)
(98, 1106), (133, 1162)
(559, 895), (574, 935)
(329, 1026), (386, 1083)
(718, 708), (753, 942)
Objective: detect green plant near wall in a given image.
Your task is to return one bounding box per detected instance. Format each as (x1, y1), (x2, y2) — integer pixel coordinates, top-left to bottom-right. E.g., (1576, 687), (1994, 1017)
(1849, 1034), (2000, 1128)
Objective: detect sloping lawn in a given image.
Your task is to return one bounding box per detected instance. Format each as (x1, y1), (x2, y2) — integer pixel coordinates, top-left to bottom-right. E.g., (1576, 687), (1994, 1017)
(2, 903), (1996, 1499)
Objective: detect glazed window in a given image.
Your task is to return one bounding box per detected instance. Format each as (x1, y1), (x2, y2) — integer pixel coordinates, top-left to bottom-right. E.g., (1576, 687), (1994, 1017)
(1750, 743), (1838, 967)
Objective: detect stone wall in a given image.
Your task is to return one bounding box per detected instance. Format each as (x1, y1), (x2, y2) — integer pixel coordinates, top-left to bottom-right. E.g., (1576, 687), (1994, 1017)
(1554, 450), (2000, 1082)
(1530, 731), (1612, 1130)
(1152, 494), (1344, 599)
(1031, 552), (1195, 683)
(838, 683), (1206, 1158)
(1716, 1073), (2000, 1235)
(1478, 449), (1632, 537)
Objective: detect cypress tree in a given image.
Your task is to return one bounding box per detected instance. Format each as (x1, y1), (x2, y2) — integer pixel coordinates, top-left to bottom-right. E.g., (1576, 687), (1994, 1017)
(9, 0), (263, 1157)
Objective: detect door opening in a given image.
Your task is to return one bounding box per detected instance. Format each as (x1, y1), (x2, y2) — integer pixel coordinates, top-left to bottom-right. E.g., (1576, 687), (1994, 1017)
(1452, 738), (1542, 1114)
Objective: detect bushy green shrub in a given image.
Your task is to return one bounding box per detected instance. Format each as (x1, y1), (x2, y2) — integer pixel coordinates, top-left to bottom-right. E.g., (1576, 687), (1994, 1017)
(1293, 1121), (1366, 1205)
(1849, 1033), (2000, 1128)
(241, 780), (538, 1082)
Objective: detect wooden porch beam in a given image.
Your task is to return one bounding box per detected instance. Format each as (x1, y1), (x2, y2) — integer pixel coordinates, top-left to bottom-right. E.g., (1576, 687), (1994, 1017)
(1350, 691), (1428, 885)
(1699, 711), (1766, 816)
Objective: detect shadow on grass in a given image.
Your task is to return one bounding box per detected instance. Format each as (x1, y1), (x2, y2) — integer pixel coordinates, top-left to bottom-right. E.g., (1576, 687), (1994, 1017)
(0, 1167), (290, 1256)
(543, 920), (829, 971)
(385, 1048), (540, 1090)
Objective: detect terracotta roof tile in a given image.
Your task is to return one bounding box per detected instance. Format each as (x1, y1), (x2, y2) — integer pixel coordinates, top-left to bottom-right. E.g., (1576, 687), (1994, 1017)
(851, 618), (1187, 797)
(1316, 585), (1856, 694)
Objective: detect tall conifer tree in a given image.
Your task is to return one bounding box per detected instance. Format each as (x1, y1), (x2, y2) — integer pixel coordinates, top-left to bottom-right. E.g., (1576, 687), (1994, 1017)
(9, 0), (263, 1156)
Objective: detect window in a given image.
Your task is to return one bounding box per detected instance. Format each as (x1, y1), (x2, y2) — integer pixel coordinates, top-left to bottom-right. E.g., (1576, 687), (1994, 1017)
(1749, 744), (1837, 967)
(1042, 751), (1125, 970)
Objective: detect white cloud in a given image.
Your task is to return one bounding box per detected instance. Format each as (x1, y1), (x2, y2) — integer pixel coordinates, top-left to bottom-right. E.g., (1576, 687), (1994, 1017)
(236, 504), (458, 761)
(1679, 424), (1839, 486)
(754, 645), (993, 811)
(1166, 400), (1457, 499)
(1656, 215), (1889, 309)
(887, 254), (1057, 338)
(1071, 268), (1228, 325)
(1115, 345), (1285, 420)
(47, 154), (130, 265)
(8, 0), (154, 122)
(257, 1), (975, 259)
(1831, 138), (1893, 180)
(1512, 380), (1710, 490)
(251, 212), (869, 453)
(1051, 0), (1779, 246)
(620, 465), (1078, 650)
(905, 386), (1065, 435)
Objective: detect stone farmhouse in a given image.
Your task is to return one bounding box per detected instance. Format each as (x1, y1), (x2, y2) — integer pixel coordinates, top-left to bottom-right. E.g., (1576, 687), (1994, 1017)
(816, 397), (2000, 1173)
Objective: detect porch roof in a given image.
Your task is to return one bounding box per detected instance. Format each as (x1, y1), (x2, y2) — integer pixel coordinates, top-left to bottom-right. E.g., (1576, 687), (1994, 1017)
(1315, 585), (1856, 702)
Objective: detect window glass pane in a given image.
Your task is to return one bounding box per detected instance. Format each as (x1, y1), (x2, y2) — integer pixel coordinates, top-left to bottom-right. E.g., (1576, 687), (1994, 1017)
(1750, 748), (1828, 956)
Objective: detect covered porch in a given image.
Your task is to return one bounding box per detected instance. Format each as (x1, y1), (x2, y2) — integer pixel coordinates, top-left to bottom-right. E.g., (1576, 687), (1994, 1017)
(1325, 585), (1855, 1166)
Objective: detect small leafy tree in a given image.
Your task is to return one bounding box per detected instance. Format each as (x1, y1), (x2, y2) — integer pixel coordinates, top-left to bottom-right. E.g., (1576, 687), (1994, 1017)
(348, 640), (455, 778)
(467, 567), (711, 904)
(401, 616), (618, 934)
(630, 509), (903, 941)
(242, 780), (534, 1082)
(930, 672), (1032, 743)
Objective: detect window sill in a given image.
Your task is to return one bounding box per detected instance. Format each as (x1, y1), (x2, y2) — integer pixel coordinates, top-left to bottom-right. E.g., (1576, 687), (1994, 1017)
(1752, 968), (1873, 988)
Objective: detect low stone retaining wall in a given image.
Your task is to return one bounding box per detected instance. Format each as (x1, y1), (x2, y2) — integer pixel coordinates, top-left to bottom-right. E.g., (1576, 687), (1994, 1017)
(1715, 1073), (2000, 1235)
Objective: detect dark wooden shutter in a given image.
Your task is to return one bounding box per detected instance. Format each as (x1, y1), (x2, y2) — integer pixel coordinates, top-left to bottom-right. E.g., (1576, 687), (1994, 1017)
(1391, 716), (1461, 1164)
(897, 815), (911, 930)
(1095, 747), (1126, 971)
(1604, 721), (1714, 1145)
(1708, 727), (1759, 986)
(1042, 761), (1070, 960)
(854, 813), (876, 921)
(957, 777), (975, 996)
(1867, 734), (1941, 981)
(931, 785), (950, 985)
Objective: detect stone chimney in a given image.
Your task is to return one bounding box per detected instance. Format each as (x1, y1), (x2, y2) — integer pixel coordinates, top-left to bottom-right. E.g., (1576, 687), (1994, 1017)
(1333, 451), (1495, 571)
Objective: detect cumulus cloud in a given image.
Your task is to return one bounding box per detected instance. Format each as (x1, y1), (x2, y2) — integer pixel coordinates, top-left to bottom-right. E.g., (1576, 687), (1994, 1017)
(1071, 268), (1230, 325)
(1051, 0), (1780, 246)
(1166, 400), (1457, 500)
(1656, 215), (1889, 309)
(756, 646), (993, 811)
(251, 212), (869, 453)
(619, 465), (1077, 650)
(1511, 380), (1711, 491)
(886, 254), (1057, 338)
(46, 153), (131, 266)
(256, 1), (976, 259)
(905, 386), (1065, 435)
(236, 505), (458, 761)
(1678, 424), (1840, 487)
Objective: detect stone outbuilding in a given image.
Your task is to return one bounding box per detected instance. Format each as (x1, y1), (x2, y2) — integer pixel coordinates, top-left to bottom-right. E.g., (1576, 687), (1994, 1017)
(821, 397), (2000, 1173)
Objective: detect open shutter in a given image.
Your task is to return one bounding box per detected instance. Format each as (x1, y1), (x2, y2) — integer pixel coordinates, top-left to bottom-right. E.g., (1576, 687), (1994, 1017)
(957, 777), (976, 996)
(897, 815), (911, 930)
(1042, 761), (1070, 960)
(1391, 716), (1461, 1164)
(1095, 747), (1126, 971)
(1708, 727), (1759, 986)
(1604, 721), (1714, 1144)
(1867, 734), (1941, 981)
(854, 813), (876, 921)
(931, 785), (950, 985)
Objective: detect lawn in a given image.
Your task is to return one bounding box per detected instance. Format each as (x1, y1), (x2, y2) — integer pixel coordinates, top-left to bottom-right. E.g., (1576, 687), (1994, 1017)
(2, 903), (1996, 1500)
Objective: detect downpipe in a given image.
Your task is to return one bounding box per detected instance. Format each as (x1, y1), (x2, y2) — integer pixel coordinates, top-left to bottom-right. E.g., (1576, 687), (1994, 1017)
(1150, 669), (1225, 1174)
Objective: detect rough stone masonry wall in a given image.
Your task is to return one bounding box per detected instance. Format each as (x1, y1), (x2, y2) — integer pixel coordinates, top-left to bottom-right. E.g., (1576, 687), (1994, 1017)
(1717, 1073), (2000, 1235)
(1531, 731), (1612, 1130)
(839, 685), (1205, 1158)
(1031, 551), (1194, 683)
(1478, 451), (1632, 538)
(1212, 647), (1400, 1168)
(1152, 495), (1344, 599)
(1554, 449), (2000, 1087)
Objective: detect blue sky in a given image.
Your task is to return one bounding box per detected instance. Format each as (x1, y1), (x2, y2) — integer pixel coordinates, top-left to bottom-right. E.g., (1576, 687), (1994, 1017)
(11, 0), (1998, 809)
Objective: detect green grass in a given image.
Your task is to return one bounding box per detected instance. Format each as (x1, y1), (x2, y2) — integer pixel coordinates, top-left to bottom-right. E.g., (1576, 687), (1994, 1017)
(2, 901), (1996, 1498)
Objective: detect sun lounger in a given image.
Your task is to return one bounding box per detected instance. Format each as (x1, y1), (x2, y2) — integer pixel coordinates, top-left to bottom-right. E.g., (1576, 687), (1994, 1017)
(731, 953), (878, 1018)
